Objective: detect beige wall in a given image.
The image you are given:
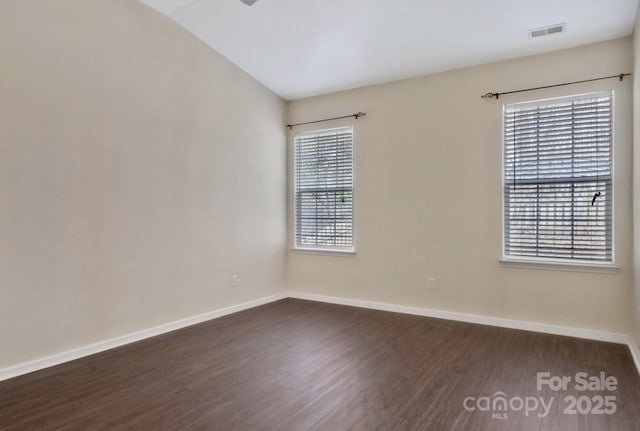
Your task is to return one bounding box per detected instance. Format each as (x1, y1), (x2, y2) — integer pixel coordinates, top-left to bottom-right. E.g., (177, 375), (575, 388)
(0, 1), (286, 368)
(287, 38), (634, 335)
(633, 11), (640, 346)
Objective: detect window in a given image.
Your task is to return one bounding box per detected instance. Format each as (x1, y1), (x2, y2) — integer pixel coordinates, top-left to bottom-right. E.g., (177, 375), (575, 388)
(503, 92), (613, 263)
(294, 127), (354, 251)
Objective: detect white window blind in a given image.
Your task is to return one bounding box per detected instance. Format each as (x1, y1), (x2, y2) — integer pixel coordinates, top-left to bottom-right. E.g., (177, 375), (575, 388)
(503, 92), (613, 262)
(294, 127), (354, 251)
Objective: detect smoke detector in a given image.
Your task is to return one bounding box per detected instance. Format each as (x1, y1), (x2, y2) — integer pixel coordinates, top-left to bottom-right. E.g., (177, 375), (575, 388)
(240, 0), (259, 5)
(528, 23), (566, 39)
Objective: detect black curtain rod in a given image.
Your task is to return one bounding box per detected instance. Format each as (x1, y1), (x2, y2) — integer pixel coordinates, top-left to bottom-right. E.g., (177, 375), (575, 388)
(481, 73), (631, 100)
(287, 112), (366, 130)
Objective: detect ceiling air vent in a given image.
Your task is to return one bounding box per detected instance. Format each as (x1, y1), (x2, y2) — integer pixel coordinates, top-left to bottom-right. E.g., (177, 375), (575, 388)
(528, 23), (566, 39)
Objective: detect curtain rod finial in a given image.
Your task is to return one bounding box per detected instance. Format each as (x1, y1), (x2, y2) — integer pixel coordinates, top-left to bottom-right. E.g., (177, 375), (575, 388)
(481, 92), (498, 100)
(355, 112), (366, 119)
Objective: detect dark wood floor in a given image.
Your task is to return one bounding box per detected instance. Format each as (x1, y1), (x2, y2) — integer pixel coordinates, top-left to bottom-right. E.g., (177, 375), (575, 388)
(1, 298), (639, 430)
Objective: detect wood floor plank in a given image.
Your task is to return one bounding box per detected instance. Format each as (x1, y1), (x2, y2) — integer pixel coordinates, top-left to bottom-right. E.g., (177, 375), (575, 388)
(0, 298), (638, 430)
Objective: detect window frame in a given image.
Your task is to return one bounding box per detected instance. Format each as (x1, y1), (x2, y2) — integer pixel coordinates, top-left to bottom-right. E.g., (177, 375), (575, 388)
(292, 125), (356, 255)
(500, 91), (616, 270)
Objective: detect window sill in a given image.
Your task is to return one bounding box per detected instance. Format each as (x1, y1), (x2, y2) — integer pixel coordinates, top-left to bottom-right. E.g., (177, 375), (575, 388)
(292, 247), (356, 257)
(499, 258), (619, 274)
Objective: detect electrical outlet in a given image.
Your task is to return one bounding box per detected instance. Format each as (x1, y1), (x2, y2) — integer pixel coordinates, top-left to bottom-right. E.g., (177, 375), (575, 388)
(427, 277), (436, 291)
(232, 274), (239, 288)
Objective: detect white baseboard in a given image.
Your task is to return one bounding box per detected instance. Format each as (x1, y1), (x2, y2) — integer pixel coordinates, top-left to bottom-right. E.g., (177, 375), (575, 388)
(0, 292), (287, 382)
(287, 291), (630, 344)
(289, 291), (640, 375)
(628, 336), (640, 376)
(2, 290), (638, 382)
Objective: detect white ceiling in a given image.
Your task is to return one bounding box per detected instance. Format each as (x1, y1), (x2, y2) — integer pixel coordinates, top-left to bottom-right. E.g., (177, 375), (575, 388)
(140, 0), (639, 100)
